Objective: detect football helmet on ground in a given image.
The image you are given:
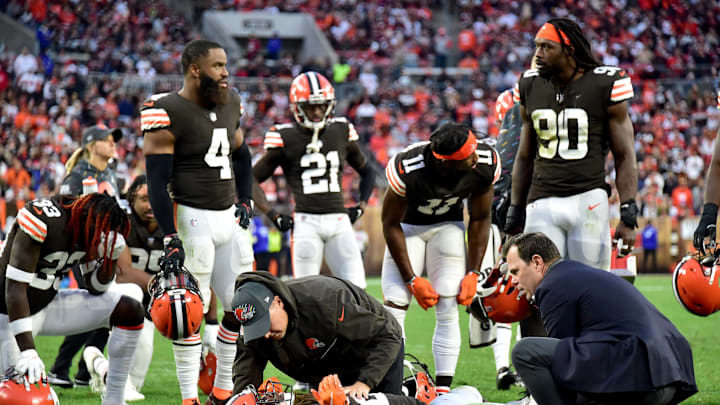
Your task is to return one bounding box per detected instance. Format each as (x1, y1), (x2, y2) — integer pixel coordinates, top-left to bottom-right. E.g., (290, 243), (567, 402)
(672, 253), (720, 316)
(401, 354), (437, 404)
(0, 369), (59, 405)
(226, 381), (292, 405)
(148, 268), (204, 340)
(289, 71), (336, 131)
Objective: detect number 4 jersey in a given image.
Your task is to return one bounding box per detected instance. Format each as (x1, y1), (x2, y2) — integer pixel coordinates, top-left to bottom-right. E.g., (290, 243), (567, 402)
(140, 91), (243, 210)
(516, 66), (633, 203)
(386, 141), (501, 225)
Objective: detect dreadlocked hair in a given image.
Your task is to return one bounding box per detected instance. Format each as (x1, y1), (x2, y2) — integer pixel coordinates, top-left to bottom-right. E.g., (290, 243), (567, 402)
(61, 193), (130, 271)
(126, 174), (147, 206)
(547, 18), (601, 71)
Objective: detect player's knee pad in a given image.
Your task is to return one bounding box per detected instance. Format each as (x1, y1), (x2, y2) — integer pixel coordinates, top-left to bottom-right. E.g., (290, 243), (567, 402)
(184, 238), (215, 275)
(111, 295), (145, 328)
(294, 238), (322, 262)
(233, 228), (255, 266)
(433, 298), (460, 351)
(469, 316), (497, 348)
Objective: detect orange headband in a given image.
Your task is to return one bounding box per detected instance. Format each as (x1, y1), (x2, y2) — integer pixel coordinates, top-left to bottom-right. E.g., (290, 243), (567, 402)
(432, 131), (477, 161)
(536, 23), (570, 45)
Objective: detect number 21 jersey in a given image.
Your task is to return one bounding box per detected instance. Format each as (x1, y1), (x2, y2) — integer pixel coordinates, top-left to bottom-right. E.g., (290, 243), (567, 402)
(140, 91), (243, 210)
(517, 66), (633, 202)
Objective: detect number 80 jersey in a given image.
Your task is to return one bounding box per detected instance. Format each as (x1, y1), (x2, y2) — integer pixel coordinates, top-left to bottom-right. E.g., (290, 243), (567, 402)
(386, 141), (501, 225)
(140, 91), (243, 210)
(516, 66), (633, 202)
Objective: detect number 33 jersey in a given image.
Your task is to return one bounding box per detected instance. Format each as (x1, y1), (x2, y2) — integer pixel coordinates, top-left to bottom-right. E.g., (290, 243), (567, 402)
(386, 141), (501, 225)
(140, 91), (243, 210)
(259, 118), (365, 214)
(516, 66), (633, 202)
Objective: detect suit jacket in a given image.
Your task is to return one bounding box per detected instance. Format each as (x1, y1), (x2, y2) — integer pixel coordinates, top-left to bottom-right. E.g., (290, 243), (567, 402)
(535, 260), (697, 404)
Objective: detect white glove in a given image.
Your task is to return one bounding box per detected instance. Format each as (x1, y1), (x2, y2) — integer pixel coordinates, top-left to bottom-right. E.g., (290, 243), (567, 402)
(202, 323), (219, 358)
(15, 349), (45, 384)
(98, 231), (126, 261)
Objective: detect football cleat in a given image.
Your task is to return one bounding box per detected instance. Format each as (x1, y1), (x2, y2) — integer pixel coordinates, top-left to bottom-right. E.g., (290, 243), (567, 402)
(148, 267), (204, 340)
(0, 369), (59, 405)
(496, 366), (520, 390)
(289, 71), (336, 131)
(673, 252), (720, 316)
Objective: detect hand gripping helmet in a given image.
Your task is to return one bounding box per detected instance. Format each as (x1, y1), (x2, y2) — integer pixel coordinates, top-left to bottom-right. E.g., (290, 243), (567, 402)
(672, 253), (720, 316)
(482, 272), (532, 323)
(495, 88), (514, 122)
(227, 382), (292, 405)
(0, 370), (59, 405)
(401, 353), (437, 404)
(148, 268), (204, 340)
(289, 71), (336, 130)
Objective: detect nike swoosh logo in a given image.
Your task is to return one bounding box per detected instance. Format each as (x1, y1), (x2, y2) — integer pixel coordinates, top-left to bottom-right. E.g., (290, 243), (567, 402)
(398, 163), (405, 174)
(168, 248), (179, 256)
(32, 206), (43, 216)
(338, 306), (345, 322)
(588, 203), (600, 210)
(143, 101), (154, 107)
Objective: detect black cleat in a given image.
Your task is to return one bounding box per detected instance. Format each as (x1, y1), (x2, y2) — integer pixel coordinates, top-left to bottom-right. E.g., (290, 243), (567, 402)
(496, 366), (519, 390)
(47, 372), (73, 389)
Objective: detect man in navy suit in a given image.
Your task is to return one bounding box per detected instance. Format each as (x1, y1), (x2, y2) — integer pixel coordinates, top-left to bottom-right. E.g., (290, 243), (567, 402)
(504, 232), (697, 405)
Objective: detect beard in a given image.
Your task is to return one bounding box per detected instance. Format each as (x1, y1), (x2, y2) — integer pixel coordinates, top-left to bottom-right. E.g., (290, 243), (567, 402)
(199, 72), (229, 106)
(537, 62), (561, 79)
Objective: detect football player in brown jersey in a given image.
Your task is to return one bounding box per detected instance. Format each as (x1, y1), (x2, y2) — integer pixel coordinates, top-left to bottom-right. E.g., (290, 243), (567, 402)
(693, 90), (720, 255)
(252, 71), (375, 289)
(141, 40), (254, 405)
(382, 122), (500, 392)
(0, 193), (143, 405)
(505, 18), (638, 272)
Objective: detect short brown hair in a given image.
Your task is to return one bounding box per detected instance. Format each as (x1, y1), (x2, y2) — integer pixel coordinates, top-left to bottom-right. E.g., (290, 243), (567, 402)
(501, 232), (560, 264)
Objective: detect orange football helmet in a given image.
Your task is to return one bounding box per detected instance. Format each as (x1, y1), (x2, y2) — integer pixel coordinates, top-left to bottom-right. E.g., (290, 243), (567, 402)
(198, 352), (217, 395)
(148, 268), (204, 340)
(0, 371), (59, 405)
(227, 382), (291, 405)
(289, 71), (336, 130)
(402, 354), (437, 404)
(482, 272), (532, 323)
(495, 89), (514, 122)
(672, 253), (720, 316)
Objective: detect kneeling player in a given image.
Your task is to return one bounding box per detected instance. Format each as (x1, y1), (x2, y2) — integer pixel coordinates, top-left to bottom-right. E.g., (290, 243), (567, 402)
(0, 193), (144, 405)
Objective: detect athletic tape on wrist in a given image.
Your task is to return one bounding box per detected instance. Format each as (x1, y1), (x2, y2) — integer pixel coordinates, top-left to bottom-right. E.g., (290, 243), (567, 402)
(9, 317), (32, 336)
(90, 269), (115, 292)
(6, 265), (34, 283)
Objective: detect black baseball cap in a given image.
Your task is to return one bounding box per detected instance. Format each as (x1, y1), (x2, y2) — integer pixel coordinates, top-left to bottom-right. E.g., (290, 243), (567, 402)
(231, 282), (275, 343)
(82, 125), (123, 147)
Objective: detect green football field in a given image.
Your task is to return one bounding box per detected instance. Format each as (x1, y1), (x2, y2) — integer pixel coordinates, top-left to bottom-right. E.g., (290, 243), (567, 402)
(35, 274), (719, 404)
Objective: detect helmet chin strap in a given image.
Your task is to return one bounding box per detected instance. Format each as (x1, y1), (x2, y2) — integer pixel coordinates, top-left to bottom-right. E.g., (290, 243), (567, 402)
(306, 127), (321, 153)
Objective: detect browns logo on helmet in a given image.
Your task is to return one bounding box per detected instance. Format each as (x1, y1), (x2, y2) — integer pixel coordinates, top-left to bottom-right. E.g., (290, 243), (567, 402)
(289, 71), (336, 130)
(0, 370), (59, 405)
(148, 268), (204, 340)
(673, 253), (720, 316)
(226, 381), (292, 405)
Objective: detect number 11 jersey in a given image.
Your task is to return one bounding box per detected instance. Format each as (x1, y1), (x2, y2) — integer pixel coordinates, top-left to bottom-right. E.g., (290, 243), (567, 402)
(516, 66), (633, 203)
(140, 91), (243, 210)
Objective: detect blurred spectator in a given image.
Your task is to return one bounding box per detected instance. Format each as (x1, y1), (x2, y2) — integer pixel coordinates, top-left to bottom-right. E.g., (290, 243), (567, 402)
(332, 57), (351, 84)
(671, 174), (694, 218)
(641, 220), (658, 273)
(2, 157), (31, 194)
(13, 47), (37, 78)
(432, 27), (451, 68)
(266, 31), (282, 60)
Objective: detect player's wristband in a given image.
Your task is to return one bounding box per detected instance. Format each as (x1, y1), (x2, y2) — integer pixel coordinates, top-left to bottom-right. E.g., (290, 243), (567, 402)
(90, 268), (115, 292)
(6, 265), (34, 283)
(9, 318), (32, 336)
(405, 276), (416, 286)
(619, 199), (639, 229)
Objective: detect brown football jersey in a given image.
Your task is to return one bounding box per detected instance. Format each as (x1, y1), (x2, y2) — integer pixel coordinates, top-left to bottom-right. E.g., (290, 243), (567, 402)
(516, 66), (633, 202)
(260, 118), (364, 214)
(0, 197), (89, 314)
(140, 91), (243, 210)
(385, 141), (501, 225)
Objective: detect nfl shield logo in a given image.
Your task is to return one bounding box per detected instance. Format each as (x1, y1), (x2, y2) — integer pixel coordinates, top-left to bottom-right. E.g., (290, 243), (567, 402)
(209, 112), (217, 122)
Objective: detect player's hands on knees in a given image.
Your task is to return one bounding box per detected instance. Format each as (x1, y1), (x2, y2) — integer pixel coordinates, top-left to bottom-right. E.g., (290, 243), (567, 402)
(502, 204), (525, 235)
(311, 374), (350, 405)
(406, 276), (439, 310)
(694, 203), (718, 255)
(15, 349), (45, 384)
(235, 198), (253, 229)
(457, 270), (480, 305)
(347, 205), (364, 224)
(160, 233), (185, 272)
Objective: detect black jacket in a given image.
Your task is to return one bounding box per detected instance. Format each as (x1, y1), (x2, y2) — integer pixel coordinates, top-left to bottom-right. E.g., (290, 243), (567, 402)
(232, 271), (403, 393)
(59, 159), (119, 197)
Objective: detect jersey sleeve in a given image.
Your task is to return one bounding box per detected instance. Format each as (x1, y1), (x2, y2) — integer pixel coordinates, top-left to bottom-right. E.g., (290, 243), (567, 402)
(609, 71), (633, 104)
(385, 154), (407, 197)
(517, 69), (539, 107)
(474, 143), (502, 187)
(348, 122), (359, 142)
(16, 206), (48, 243)
(263, 126), (284, 149)
(139, 93), (172, 132)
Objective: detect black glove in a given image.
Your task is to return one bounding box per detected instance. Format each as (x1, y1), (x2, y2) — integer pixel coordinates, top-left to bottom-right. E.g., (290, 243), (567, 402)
(235, 198), (253, 229)
(694, 203), (718, 255)
(160, 233), (185, 273)
(503, 204), (525, 235)
(268, 209), (293, 232)
(347, 205), (364, 224)
(619, 199), (639, 229)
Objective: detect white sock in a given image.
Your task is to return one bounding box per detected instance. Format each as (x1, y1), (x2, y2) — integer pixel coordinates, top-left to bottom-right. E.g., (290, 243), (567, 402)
(129, 318), (155, 390)
(492, 323), (512, 371)
(383, 305), (407, 340)
(173, 333), (202, 400)
(432, 297), (460, 377)
(105, 326), (142, 404)
(213, 323), (239, 392)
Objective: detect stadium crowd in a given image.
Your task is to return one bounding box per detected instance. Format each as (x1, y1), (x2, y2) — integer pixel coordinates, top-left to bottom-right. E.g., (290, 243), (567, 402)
(0, 0), (719, 238)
